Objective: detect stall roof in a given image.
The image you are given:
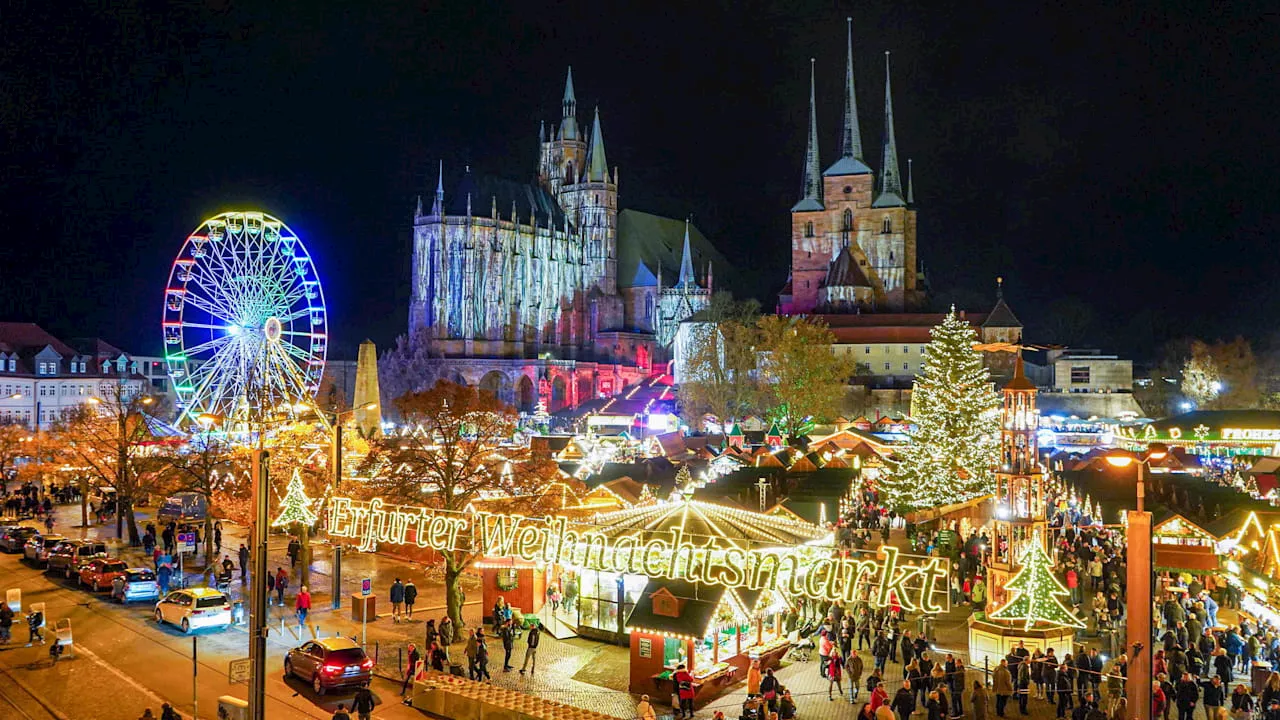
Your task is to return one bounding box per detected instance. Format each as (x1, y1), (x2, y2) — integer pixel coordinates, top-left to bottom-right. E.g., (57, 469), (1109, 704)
(625, 579), (725, 640)
(589, 497), (827, 548)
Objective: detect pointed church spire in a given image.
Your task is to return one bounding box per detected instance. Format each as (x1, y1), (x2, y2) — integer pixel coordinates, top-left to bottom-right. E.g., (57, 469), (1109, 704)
(872, 52), (906, 208)
(431, 160), (444, 215)
(825, 18), (872, 177)
(585, 106), (609, 182)
(907, 158), (915, 205)
(560, 67), (579, 141)
(792, 59), (824, 212)
(677, 218), (696, 288)
(415, 195), (423, 217)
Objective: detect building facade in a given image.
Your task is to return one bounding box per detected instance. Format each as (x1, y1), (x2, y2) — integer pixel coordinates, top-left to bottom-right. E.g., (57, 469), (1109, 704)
(403, 69), (727, 410)
(779, 22), (923, 315)
(0, 324), (147, 429)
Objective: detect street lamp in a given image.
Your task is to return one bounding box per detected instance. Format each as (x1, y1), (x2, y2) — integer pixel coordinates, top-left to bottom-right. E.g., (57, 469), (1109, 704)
(1103, 442), (1167, 720)
(328, 401), (377, 609)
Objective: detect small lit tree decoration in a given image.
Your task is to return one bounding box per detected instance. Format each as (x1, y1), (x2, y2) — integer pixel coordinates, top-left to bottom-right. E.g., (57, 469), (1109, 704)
(988, 534), (1086, 630)
(271, 468), (317, 528)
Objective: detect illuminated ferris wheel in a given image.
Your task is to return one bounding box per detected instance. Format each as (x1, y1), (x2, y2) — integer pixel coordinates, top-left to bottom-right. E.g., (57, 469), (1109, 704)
(162, 211), (327, 427)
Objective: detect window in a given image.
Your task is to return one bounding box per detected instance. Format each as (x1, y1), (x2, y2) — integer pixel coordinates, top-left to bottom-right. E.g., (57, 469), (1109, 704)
(864, 347), (870, 355)
(882, 216), (891, 233)
(903, 345), (909, 353)
(841, 209), (853, 246)
(903, 363), (909, 371)
(79, 362), (86, 373)
(842, 185), (852, 194)
(804, 222), (814, 237)
(6, 359), (13, 372)
(884, 363), (890, 371)
(1070, 366), (1091, 384)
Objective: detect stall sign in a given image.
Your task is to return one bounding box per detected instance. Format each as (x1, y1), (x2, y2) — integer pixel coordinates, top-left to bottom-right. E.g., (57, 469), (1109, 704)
(327, 496), (949, 611)
(1223, 428), (1280, 441)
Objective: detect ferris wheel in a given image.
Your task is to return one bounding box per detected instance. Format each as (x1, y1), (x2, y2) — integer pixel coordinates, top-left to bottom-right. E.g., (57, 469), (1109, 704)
(162, 211), (327, 427)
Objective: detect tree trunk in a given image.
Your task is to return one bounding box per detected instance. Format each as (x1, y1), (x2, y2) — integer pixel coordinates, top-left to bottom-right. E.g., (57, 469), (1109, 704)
(116, 495), (124, 539)
(78, 476), (88, 532)
(203, 514), (214, 565)
(445, 559), (465, 631)
(123, 497), (141, 546)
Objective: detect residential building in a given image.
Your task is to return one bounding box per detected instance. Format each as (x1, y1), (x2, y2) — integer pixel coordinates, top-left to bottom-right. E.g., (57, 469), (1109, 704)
(0, 323), (147, 430)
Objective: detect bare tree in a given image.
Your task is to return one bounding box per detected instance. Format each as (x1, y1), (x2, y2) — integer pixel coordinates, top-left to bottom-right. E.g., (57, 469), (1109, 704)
(52, 382), (159, 545)
(154, 435), (239, 561)
(358, 380), (565, 629)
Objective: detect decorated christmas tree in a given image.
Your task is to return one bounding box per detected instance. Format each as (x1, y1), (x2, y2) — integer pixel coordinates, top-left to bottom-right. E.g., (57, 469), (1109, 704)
(879, 309), (1001, 509)
(271, 469), (318, 528)
(989, 536), (1085, 630)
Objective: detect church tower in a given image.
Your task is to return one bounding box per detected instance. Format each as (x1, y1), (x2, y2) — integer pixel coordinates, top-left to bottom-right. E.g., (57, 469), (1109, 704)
(539, 68), (587, 199)
(865, 52), (919, 311)
(786, 59), (828, 314)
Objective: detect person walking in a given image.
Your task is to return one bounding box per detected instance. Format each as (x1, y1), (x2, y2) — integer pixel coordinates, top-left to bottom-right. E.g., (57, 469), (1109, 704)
(389, 578), (404, 623)
(274, 567), (288, 606)
(160, 704), (181, 720)
(440, 615), (455, 648)
(846, 649), (864, 702)
(1016, 653), (1032, 715)
(295, 586), (311, 627)
(993, 658), (1014, 717)
(0, 602), (13, 644)
(673, 663), (695, 719)
(1174, 672), (1199, 720)
(403, 579), (417, 619)
(25, 607), (42, 646)
(636, 694), (657, 720)
(287, 537), (301, 568)
(761, 668), (780, 712)
(400, 643), (420, 696)
(520, 621), (541, 675)
(499, 619), (515, 671)
(972, 680), (990, 720)
(352, 686), (375, 720)
(873, 630), (890, 672)
(475, 632), (491, 681)
(828, 648), (845, 701)
(464, 630), (480, 679)
(429, 641), (447, 671)
(329, 704), (350, 720)
(237, 543), (249, 583)
(891, 679), (917, 720)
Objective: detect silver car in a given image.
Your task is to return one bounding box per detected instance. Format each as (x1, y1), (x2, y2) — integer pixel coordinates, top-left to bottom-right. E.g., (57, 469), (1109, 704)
(22, 534), (66, 567)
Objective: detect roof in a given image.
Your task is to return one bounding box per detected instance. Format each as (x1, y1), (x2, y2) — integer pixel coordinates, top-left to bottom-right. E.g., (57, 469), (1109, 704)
(617, 210), (730, 289)
(825, 156), (873, 177)
(315, 636), (361, 650)
(625, 579), (725, 639)
(445, 169), (567, 228)
(587, 497), (826, 548)
(1149, 410), (1280, 433)
(0, 322), (79, 358)
(1004, 354), (1036, 391)
(824, 245), (872, 289)
(982, 298), (1023, 328)
(808, 312), (990, 345)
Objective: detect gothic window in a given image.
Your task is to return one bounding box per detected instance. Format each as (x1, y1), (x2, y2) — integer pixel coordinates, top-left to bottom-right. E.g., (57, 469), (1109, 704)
(841, 209), (853, 247)
(804, 222), (814, 238)
(881, 216), (891, 234)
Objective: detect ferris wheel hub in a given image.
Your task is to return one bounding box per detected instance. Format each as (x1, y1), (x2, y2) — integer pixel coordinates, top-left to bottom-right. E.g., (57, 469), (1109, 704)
(263, 317), (282, 343)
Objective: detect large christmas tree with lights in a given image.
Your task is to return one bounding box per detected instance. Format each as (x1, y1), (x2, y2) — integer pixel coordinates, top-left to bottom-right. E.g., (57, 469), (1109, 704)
(879, 309), (1000, 509)
(989, 537), (1085, 630)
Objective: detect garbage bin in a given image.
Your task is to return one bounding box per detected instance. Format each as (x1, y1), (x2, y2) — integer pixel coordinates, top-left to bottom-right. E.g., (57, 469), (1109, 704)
(351, 593), (377, 622)
(231, 601), (245, 625)
(1253, 661), (1272, 690)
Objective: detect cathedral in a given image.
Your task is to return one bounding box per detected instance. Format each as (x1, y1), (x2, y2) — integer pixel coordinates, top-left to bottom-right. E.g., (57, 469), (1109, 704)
(778, 21), (925, 315)
(408, 69), (723, 411)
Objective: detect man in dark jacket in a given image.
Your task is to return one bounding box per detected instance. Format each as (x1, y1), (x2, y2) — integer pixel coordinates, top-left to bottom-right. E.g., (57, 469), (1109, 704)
(499, 620), (516, 671)
(900, 630), (915, 667)
(237, 543), (249, 583)
(403, 579), (418, 619)
(1174, 673), (1199, 720)
(351, 686), (375, 720)
(1075, 651), (1092, 702)
(890, 679), (916, 720)
(872, 631), (890, 672)
(519, 621), (541, 675)
(389, 578), (405, 623)
(1203, 676), (1225, 716)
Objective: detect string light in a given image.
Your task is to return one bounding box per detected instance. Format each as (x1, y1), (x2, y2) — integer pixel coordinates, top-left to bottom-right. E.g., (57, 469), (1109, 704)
(271, 468), (317, 527)
(988, 533), (1085, 630)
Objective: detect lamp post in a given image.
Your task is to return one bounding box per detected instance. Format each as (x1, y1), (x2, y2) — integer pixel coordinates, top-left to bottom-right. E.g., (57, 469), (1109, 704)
(328, 402), (377, 609)
(1103, 443), (1167, 720)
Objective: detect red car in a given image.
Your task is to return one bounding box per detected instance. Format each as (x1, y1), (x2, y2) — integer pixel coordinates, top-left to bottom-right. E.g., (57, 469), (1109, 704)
(79, 558), (129, 592)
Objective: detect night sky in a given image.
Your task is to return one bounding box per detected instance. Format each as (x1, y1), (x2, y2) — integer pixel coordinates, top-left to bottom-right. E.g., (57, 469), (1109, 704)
(2, 1), (1277, 360)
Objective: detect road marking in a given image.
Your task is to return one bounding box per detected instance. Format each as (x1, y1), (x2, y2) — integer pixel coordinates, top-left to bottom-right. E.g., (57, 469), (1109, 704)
(74, 643), (169, 707)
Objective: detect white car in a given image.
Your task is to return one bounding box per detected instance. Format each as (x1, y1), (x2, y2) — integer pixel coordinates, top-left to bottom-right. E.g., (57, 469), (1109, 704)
(153, 588), (232, 633)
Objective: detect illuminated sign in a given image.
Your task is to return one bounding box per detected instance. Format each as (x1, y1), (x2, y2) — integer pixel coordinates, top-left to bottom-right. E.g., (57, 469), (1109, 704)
(327, 496), (949, 610)
(1222, 428), (1280, 441)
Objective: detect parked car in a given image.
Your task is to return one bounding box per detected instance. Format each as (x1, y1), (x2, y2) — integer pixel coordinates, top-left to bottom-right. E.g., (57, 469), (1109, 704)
(0, 526), (38, 552)
(283, 636), (373, 695)
(153, 588), (232, 634)
(117, 568), (160, 603)
(78, 558), (129, 592)
(22, 534), (66, 566)
(46, 540), (108, 579)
